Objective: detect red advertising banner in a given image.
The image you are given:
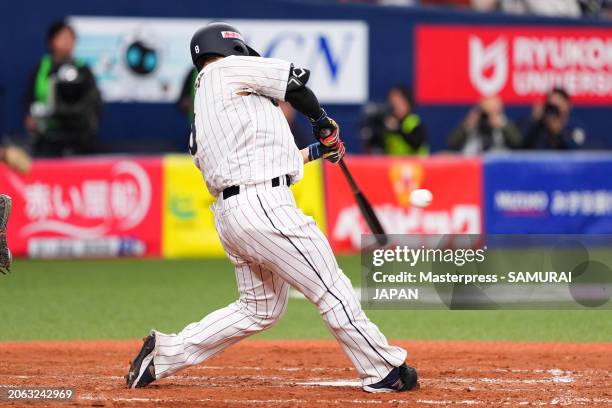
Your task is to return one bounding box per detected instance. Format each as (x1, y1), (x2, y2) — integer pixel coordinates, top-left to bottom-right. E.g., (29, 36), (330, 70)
(415, 25), (612, 105)
(324, 156), (482, 252)
(0, 157), (162, 257)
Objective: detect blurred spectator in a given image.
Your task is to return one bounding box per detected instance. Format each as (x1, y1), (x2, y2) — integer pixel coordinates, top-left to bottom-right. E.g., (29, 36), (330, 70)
(579, 0), (612, 18)
(345, 0), (611, 16)
(178, 68), (198, 123)
(361, 85), (428, 155)
(378, 0), (417, 5)
(421, 0), (471, 7)
(521, 88), (586, 150)
(338, 0), (418, 5)
(280, 102), (312, 150)
(472, 0), (582, 17)
(470, 0), (497, 11)
(23, 20), (102, 157)
(448, 95), (520, 154)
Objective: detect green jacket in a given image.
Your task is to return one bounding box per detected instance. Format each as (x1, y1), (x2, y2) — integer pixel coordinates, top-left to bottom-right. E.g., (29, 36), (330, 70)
(384, 113), (428, 156)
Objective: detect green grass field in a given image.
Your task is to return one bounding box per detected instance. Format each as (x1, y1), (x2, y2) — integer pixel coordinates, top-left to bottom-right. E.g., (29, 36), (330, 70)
(1, 256), (610, 342)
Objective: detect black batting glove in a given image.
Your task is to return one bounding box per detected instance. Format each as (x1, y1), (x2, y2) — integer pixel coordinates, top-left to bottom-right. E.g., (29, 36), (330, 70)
(310, 109), (340, 147)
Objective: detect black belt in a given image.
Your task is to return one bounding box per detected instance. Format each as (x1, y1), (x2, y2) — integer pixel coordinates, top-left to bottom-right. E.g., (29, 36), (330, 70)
(222, 175), (290, 200)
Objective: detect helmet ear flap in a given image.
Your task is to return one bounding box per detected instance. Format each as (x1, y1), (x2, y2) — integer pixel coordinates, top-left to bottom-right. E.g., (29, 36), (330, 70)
(233, 44), (247, 55)
(246, 45), (260, 57)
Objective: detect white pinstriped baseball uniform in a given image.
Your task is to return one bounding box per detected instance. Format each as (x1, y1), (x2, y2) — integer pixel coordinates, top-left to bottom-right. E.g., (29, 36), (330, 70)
(152, 55), (407, 385)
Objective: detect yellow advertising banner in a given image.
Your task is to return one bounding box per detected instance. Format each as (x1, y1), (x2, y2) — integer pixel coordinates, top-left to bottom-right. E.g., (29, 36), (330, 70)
(291, 159), (327, 235)
(162, 155), (223, 258)
(162, 155), (326, 258)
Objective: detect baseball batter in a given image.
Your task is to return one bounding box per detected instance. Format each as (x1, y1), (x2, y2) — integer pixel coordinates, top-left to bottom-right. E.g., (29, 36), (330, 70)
(127, 22), (418, 393)
(0, 194), (11, 275)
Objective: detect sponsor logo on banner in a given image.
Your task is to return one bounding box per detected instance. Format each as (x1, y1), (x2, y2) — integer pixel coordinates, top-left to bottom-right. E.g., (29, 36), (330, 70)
(469, 36), (509, 97)
(416, 25), (612, 104)
(485, 155), (612, 233)
(550, 190), (612, 216)
(325, 157), (482, 252)
(162, 155), (224, 258)
(495, 189), (612, 217)
(69, 17), (368, 104)
(494, 190), (548, 216)
(0, 158), (162, 256)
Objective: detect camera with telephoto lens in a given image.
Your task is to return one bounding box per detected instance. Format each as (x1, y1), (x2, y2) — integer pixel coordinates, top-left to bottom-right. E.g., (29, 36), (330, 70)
(56, 64), (88, 105)
(543, 102), (561, 119)
(359, 102), (392, 154)
(477, 110), (492, 134)
(44, 63), (99, 144)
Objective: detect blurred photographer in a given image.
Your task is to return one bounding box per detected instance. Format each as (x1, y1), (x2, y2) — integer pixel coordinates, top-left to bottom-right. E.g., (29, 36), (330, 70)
(521, 88), (585, 150)
(23, 20), (102, 157)
(177, 68), (198, 123)
(360, 85), (428, 155)
(448, 95), (520, 155)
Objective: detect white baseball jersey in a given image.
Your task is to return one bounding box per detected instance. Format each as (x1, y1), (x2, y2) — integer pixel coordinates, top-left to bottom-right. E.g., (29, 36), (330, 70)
(152, 55), (407, 387)
(190, 55), (304, 197)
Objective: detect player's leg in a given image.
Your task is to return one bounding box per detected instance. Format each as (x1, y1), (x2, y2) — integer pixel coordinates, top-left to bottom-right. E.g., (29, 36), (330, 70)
(130, 261), (289, 387)
(127, 260), (288, 388)
(230, 188), (412, 388)
(0, 194), (12, 275)
(126, 192), (292, 389)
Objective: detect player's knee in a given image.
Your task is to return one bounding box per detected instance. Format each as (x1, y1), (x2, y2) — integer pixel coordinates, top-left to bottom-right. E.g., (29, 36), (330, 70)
(315, 274), (360, 317)
(252, 308), (284, 329)
(264, 295), (289, 327)
(242, 295), (288, 329)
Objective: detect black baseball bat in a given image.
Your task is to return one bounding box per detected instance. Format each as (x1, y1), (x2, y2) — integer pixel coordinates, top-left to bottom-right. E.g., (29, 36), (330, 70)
(338, 159), (388, 246)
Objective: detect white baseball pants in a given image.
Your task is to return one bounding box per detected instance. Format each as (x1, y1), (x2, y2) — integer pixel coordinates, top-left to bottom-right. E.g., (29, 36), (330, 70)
(152, 183), (407, 385)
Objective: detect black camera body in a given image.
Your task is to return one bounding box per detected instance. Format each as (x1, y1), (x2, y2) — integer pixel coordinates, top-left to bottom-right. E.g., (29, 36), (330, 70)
(359, 102), (392, 153)
(46, 63), (99, 144)
(477, 110), (492, 135)
(543, 102), (562, 119)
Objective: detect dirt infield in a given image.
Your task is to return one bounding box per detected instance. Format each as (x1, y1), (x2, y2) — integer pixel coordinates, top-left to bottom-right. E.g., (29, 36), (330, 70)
(1, 339), (611, 407)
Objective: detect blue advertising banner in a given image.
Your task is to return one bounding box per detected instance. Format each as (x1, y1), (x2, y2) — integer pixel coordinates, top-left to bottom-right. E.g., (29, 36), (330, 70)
(485, 153), (612, 234)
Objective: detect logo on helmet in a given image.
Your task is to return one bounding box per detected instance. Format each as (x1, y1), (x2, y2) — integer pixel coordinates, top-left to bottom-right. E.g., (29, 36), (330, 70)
(221, 31), (244, 42)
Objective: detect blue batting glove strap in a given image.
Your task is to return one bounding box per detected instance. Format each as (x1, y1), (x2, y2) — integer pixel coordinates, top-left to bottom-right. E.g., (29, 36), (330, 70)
(308, 142), (322, 161)
(309, 109), (327, 125)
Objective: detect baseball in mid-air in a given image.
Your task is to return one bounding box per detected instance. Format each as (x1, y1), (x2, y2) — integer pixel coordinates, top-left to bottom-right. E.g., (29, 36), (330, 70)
(409, 189), (433, 208)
